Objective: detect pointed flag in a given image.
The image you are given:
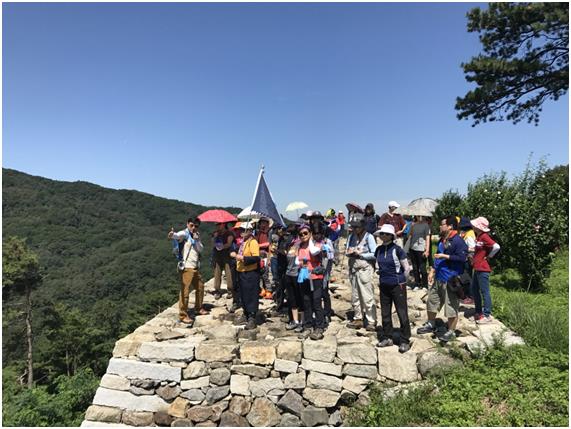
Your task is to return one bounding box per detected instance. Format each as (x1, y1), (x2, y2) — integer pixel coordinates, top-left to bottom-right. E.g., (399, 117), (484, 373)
(250, 167), (285, 226)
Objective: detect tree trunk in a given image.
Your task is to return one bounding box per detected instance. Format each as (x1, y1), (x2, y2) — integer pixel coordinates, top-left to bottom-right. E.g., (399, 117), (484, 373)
(25, 284), (33, 388)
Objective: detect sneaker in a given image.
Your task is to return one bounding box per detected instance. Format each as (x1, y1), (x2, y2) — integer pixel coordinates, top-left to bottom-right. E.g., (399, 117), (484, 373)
(377, 338), (393, 347)
(471, 312), (484, 322)
(285, 321), (298, 331)
(310, 328), (324, 340)
(416, 322), (435, 335)
(293, 324), (304, 333)
(259, 288), (267, 298)
(347, 319), (364, 329)
(398, 342), (411, 353)
(438, 330), (456, 343)
(245, 317), (257, 330)
(229, 303), (239, 313)
(213, 291), (222, 300)
(462, 297), (475, 305)
(263, 291), (273, 299)
(476, 315), (493, 324)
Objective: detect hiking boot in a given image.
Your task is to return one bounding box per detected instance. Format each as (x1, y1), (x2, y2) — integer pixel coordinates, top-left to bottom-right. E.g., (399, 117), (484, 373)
(245, 317), (257, 330)
(347, 319), (364, 329)
(399, 342), (411, 353)
(377, 338), (393, 347)
(285, 321), (299, 331)
(234, 314), (247, 325)
(365, 324), (377, 332)
(461, 297), (475, 305)
(310, 328), (324, 340)
(438, 330), (456, 343)
(417, 321), (435, 335)
(476, 315), (493, 324)
(293, 323), (304, 333)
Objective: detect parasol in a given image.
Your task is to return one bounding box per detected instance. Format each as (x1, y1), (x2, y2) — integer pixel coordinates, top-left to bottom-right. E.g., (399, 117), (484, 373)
(197, 209), (238, 223)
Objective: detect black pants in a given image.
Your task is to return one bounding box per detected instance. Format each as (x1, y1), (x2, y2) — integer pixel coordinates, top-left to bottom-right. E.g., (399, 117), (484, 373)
(301, 278), (325, 329)
(239, 270), (260, 318)
(409, 250), (428, 287)
(274, 257), (288, 313)
(322, 260), (333, 317)
(230, 259), (242, 306)
(379, 282), (411, 343)
(460, 263), (473, 298)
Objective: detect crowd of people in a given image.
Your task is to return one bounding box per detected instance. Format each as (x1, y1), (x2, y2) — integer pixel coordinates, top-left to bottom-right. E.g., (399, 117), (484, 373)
(168, 201), (500, 350)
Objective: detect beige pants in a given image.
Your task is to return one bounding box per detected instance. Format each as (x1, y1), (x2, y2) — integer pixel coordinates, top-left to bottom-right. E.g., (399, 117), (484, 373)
(213, 257), (234, 299)
(349, 264), (377, 325)
(179, 268), (205, 319)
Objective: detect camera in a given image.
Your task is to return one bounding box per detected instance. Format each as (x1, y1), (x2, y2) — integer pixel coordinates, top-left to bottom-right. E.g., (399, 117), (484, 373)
(177, 261), (186, 272)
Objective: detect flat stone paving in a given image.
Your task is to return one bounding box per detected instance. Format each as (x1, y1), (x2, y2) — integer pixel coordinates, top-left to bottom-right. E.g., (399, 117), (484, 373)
(82, 237), (524, 427)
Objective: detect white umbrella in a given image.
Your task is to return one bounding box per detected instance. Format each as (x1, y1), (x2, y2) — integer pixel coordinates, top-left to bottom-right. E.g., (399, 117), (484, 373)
(285, 201), (308, 212)
(237, 205), (263, 220)
(397, 198), (438, 217)
(285, 201), (309, 220)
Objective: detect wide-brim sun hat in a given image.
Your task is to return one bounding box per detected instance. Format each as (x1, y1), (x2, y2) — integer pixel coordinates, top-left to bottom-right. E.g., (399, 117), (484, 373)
(388, 201), (400, 208)
(470, 217), (490, 232)
(374, 224), (396, 237)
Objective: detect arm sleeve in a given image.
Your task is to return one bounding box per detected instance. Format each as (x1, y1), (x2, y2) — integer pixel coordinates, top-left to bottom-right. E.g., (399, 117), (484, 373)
(489, 243), (500, 258)
(171, 230), (188, 241)
(448, 239), (468, 263)
(360, 234), (377, 260)
(194, 239), (204, 253)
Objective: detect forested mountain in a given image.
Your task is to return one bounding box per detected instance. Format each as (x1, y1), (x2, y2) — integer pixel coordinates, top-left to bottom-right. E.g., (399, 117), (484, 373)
(2, 168), (239, 380)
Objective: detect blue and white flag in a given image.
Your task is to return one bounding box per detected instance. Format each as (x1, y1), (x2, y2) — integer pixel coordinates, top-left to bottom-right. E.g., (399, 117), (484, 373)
(251, 168), (285, 227)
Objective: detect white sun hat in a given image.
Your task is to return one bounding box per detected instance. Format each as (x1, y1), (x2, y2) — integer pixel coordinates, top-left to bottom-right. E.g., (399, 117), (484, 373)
(374, 224), (396, 237)
(388, 200), (400, 208)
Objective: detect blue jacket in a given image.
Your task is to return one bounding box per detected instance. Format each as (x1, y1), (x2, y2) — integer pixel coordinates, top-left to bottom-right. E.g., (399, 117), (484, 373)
(376, 242), (407, 285)
(434, 233), (467, 282)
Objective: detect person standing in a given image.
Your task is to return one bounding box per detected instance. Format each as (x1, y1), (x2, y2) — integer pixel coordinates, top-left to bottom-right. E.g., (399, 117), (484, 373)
(296, 224), (326, 340)
(379, 201), (406, 247)
(458, 217), (476, 304)
(363, 203), (381, 235)
(470, 217), (500, 324)
(213, 222), (235, 301)
(231, 224), (261, 330)
(256, 218), (273, 299)
(168, 218), (206, 324)
(283, 225), (304, 332)
(337, 210), (346, 238)
(374, 224), (412, 353)
(417, 216), (468, 343)
(409, 216), (431, 290)
(345, 213), (378, 331)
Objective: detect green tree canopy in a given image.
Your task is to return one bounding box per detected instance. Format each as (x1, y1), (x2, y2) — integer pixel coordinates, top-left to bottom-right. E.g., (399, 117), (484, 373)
(456, 2), (569, 126)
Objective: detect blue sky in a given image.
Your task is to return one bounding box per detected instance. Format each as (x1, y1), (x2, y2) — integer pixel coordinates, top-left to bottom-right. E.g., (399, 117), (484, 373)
(3, 2), (568, 215)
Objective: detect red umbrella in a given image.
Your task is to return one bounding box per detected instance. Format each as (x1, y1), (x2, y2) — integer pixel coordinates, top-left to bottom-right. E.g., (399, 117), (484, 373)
(197, 209), (238, 223)
(345, 202), (364, 214)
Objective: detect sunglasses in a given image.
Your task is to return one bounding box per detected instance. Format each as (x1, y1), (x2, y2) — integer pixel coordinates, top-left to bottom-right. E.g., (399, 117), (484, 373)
(187, 224), (195, 228)
(299, 231), (310, 237)
(379, 232), (392, 237)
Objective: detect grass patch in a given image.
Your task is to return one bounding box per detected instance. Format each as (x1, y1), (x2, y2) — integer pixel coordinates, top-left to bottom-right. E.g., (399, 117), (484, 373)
(351, 345), (569, 427)
(492, 249), (568, 353)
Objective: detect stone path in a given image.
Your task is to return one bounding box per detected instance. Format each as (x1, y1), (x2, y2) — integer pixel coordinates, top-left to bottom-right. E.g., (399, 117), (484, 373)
(82, 238), (524, 427)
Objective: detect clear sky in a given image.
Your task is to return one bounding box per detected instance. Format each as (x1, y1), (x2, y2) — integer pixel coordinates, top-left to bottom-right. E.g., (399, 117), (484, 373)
(3, 2), (569, 215)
